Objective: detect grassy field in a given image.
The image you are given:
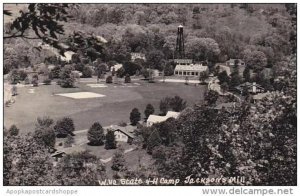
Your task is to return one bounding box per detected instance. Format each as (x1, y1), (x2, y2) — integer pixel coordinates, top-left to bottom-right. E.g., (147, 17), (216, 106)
(4, 78), (207, 133)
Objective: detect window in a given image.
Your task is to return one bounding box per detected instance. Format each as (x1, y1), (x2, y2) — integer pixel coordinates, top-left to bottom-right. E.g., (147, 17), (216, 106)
(191, 72), (195, 75)
(175, 71), (178, 74)
(183, 71), (186, 75)
(195, 72), (199, 76)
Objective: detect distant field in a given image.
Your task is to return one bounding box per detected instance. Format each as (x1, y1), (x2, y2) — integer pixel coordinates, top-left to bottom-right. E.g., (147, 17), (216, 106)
(4, 78), (207, 132)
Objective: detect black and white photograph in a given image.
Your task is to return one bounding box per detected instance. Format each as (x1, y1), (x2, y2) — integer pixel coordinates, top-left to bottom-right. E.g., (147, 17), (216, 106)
(1, 1), (298, 193)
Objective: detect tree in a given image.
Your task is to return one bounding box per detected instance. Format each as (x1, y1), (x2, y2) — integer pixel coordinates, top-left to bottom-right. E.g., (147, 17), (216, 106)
(144, 104), (155, 120)
(164, 62), (174, 76)
(204, 90), (219, 106)
(243, 50), (267, 72)
(111, 147), (127, 172)
(54, 117), (75, 138)
(199, 71), (208, 84)
(55, 151), (106, 185)
(130, 108), (141, 125)
(230, 72), (242, 88)
(8, 124), (19, 136)
(185, 37), (220, 62)
(146, 129), (162, 154)
(4, 4), (70, 53)
(146, 50), (165, 71)
(33, 116), (56, 149)
(4, 134), (57, 185)
(159, 97), (172, 115)
(154, 118), (178, 146)
(243, 66), (251, 82)
(87, 122), (105, 146)
(169, 96), (187, 112)
(218, 71), (230, 84)
(59, 66), (75, 88)
(220, 82), (229, 94)
(105, 130), (117, 150)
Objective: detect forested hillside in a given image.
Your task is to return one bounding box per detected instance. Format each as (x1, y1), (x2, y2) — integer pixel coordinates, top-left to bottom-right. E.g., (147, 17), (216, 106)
(67, 4), (295, 62)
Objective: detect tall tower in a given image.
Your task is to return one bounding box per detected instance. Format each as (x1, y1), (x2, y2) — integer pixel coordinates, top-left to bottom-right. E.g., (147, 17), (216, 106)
(175, 25), (185, 59)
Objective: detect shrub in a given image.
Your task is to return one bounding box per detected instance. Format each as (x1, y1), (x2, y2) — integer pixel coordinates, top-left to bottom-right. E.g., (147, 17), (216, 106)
(111, 148), (127, 171)
(204, 90), (219, 106)
(51, 66), (61, 79)
(124, 74), (131, 83)
(81, 66), (93, 78)
(54, 117), (75, 138)
(24, 77), (30, 84)
(106, 75), (113, 83)
(32, 74), (39, 87)
(87, 122), (105, 146)
(9, 125), (19, 136)
(18, 70), (28, 81)
(43, 78), (52, 85)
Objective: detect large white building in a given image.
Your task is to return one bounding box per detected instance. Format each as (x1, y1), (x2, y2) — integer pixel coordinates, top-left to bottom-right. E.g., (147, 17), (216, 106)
(174, 64), (208, 77)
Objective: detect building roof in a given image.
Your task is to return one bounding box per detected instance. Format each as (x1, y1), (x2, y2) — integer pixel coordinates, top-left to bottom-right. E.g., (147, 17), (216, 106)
(216, 63), (231, 75)
(107, 125), (135, 138)
(239, 82), (264, 88)
(226, 59), (245, 64)
(147, 115), (168, 124)
(51, 151), (66, 157)
(111, 64), (123, 71)
(174, 64), (208, 72)
(174, 59), (193, 64)
(165, 111), (180, 119)
(147, 111), (180, 125)
(95, 35), (108, 44)
(60, 51), (76, 62)
(131, 52), (146, 58)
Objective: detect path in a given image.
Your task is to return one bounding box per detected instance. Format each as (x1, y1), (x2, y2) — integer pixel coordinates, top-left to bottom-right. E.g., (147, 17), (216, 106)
(100, 147), (135, 163)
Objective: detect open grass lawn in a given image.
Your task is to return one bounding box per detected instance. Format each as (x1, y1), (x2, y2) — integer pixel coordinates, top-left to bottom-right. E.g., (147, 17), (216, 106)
(4, 78), (207, 133)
